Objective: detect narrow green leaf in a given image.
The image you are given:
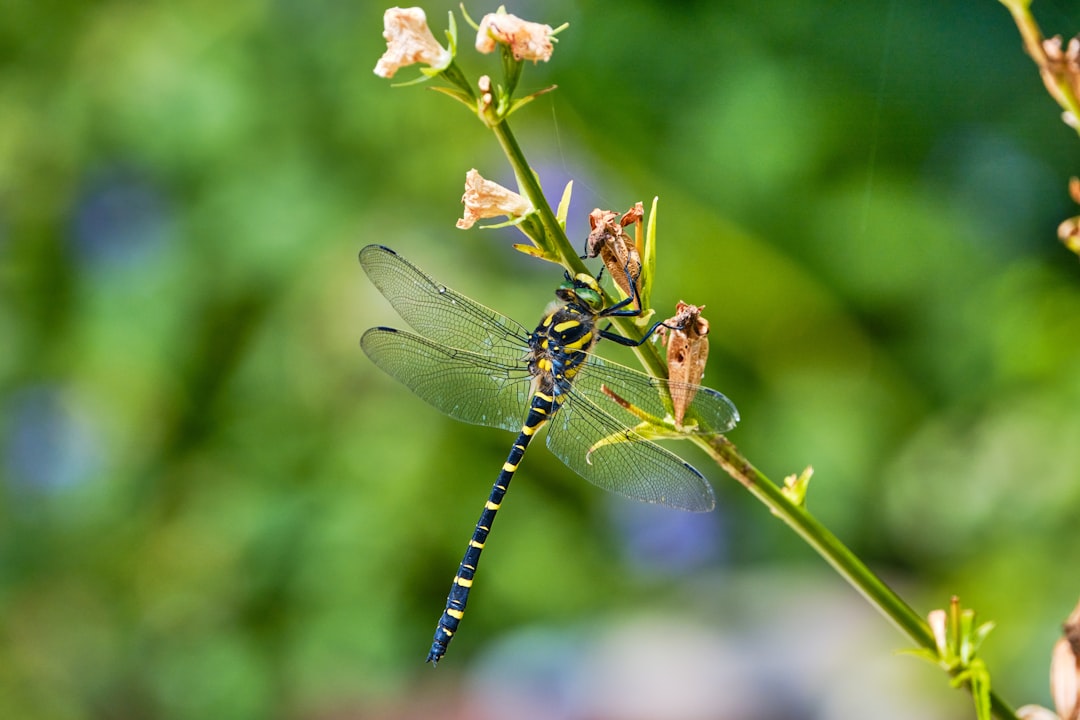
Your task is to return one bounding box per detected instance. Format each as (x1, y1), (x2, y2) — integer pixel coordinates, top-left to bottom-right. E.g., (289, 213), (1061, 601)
(642, 196), (658, 311)
(446, 10), (458, 55)
(428, 85), (475, 108)
(555, 181), (574, 229)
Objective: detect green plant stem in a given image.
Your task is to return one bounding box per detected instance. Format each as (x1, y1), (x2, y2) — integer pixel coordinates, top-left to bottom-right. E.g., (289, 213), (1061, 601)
(698, 435), (1018, 720)
(489, 110), (1018, 720)
(998, 0), (1040, 61)
(489, 119), (580, 269)
(997, 0), (1080, 138)
(488, 118), (671, 380)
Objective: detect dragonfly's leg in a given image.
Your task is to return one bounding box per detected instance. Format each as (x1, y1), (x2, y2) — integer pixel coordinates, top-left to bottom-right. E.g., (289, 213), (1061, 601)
(598, 317), (682, 347)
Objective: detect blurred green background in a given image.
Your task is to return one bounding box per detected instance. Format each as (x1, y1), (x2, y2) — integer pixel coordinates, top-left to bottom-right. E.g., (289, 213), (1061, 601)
(4, 1), (1080, 718)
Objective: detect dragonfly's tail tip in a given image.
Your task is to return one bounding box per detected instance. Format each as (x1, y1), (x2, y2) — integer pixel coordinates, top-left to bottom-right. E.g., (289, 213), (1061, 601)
(426, 645), (446, 667)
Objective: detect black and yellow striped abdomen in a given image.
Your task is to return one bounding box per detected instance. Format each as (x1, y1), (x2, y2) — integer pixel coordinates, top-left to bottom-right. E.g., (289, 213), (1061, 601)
(427, 309), (591, 664)
(427, 388), (563, 664)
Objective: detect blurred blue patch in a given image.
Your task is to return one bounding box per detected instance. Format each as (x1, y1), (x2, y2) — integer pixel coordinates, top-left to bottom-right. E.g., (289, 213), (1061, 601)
(607, 493), (727, 574)
(4, 385), (100, 495)
(923, 127), (1061, 257)
(70, 165), (172, 269)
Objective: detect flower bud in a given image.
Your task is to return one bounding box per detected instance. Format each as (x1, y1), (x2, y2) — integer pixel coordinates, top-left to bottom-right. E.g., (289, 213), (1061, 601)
(1060, 178), (1080, 257)
(477, 75), (495, 118)
(1059, 217), (1080, 254)
(928, 608), (949, 657)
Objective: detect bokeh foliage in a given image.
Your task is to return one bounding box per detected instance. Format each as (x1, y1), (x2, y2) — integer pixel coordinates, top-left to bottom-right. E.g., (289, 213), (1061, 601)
(3, 1), (1080, 717)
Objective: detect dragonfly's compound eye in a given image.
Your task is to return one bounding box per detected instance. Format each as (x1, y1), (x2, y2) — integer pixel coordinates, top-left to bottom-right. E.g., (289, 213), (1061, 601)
(575, 286), (602, 311)
(572, 273), (604, 311)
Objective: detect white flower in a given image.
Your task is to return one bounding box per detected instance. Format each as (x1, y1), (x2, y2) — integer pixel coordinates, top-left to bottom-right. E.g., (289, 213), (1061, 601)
(457, 169), (532, 229)
(475, 11), (554, 63)
(1017, 706), (1065, 720)
(1017, 597), (1080, 720)
(374, 7), (451, 79)
(1049, 611), (1080, 720)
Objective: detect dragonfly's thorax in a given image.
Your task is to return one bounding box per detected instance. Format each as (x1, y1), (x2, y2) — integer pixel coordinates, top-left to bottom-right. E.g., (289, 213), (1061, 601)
(527, 302), (599, 395)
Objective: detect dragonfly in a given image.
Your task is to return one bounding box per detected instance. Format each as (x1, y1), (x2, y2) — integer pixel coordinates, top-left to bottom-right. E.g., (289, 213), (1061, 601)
(358, 244), (739, 665)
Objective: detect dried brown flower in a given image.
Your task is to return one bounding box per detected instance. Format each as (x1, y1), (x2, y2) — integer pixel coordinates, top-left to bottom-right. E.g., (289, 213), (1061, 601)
(659, 302), (710, 427)
(584, 204), (643, 300)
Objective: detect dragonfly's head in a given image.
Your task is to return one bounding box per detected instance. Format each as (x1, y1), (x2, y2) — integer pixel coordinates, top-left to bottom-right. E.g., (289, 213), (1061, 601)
(556, 272), (604, 313)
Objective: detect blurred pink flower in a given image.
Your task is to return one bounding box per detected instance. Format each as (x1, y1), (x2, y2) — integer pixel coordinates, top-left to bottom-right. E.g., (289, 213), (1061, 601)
(1018, 596), (1080, 720)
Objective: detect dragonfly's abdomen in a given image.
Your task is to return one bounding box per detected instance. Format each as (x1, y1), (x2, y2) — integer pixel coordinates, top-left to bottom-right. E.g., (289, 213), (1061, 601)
(430, 307), (599, 664)
(427, 390), (557, 665)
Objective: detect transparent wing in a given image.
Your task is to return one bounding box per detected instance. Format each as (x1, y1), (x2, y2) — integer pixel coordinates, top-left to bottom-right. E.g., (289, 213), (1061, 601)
(545, 386), (716, 512)
(362, 327), (532, 433)
(360, 244), (531, 359)
(574, 353), (739, 434)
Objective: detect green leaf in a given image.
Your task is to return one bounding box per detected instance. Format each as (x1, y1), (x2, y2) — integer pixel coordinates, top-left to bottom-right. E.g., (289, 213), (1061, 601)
(555, 181), (574, 230)
(429, 85), (476, 108)
(445, 10), (458, 55)
(642, 196), (658, 311)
